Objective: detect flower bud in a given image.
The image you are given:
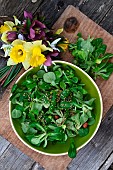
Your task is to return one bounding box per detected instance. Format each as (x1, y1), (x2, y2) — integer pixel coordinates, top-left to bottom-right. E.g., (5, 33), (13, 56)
(7, 31), (17, 42)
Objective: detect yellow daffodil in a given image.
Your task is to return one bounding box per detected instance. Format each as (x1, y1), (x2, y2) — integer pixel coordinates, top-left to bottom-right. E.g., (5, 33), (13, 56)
(24, 40), (52, 67)
(1, 32), (8, 43)
(58, 39), (69, 51)
(10, 44), (26, 63)
(33, 40), (53, 52)
(30, 47), (46, 67)
(0, 21), (16, 34)
(7, 40), (28, 69)
(7, 40), (52, 70)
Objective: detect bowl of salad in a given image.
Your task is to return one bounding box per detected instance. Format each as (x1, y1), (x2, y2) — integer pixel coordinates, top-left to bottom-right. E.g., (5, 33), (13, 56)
(9, 61), (103, 158)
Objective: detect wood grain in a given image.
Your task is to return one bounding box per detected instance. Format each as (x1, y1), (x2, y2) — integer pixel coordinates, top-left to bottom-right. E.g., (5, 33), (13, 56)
(52, 5), (113, 117)
(100, 152), (113, 170)
(0, 142), (35, 170)
(1, 5), (113, 170)
(67, 106), (113, 170)
(0, 136), (10, 156)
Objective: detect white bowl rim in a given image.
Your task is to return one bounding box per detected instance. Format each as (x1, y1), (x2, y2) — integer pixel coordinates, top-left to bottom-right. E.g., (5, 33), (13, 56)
(9, 60), (103, 156)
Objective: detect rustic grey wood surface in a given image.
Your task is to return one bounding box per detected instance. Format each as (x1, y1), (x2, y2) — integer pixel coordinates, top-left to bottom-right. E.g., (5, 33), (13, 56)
(0, 0), (113, 170)
(0, 106), (113, 170)
(0, 136), (44, 170)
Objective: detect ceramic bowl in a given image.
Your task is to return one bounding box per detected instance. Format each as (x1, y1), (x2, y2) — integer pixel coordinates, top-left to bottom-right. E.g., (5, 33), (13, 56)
(9, 61), (103, 156)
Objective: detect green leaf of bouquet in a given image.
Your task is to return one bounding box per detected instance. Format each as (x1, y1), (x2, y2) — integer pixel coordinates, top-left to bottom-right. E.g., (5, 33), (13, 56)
(3, 64), (22, 87)
(43, 72), (56, 83)
(12, 109), (22, 118)
(26, 18), (31, 30)
(11, 84), (18, 93)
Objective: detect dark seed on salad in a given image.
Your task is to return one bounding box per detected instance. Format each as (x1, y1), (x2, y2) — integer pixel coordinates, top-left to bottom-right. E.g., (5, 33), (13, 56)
(10, 64), (96, 158)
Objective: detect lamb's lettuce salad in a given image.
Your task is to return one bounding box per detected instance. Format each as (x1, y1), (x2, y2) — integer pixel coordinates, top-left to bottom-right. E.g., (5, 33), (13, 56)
(10, 64), (96, 158)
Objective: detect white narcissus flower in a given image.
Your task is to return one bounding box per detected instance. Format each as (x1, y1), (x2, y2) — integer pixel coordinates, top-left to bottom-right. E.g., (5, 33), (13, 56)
(1, 44), (12, 57)
(13, 16), (21, 25)
(50, 38), (61, 52)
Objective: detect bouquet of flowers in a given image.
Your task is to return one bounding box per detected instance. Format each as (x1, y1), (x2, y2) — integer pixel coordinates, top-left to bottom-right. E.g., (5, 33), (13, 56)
(0, 11), (68, 87)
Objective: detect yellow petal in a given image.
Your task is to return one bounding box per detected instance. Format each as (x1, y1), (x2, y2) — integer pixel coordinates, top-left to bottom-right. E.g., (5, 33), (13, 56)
(10, 44), (26, 63)
(24, 42), (33, 52)
(30, 47), (46, 67)
(55, 28), (63, 34)
(0, 24), (10, 33)
(33, 47), (41, 56)
(58, 39), (69, 51)
(32, 40), (42, 46)
(1, 32), (8, 43)
(4, 21), (15, 29)
(40, 44), (53, 52)
(22, 59), (30, 70)
(12, 39), (25, 46)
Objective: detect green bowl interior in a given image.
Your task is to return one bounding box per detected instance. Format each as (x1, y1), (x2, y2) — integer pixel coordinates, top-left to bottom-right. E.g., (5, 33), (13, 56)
(11, 61), (102, 154)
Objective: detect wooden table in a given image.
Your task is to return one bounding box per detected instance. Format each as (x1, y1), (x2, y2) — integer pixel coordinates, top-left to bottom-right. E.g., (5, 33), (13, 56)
(0, 1), (113, 170)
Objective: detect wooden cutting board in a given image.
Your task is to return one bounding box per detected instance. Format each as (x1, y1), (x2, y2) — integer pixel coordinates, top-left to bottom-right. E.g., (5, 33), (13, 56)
(0, 5), (113, 170)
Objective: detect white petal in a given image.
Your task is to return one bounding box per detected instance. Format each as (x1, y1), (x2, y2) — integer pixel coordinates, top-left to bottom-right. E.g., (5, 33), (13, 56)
(43, 65), (48, 72)
(52, 46), (60, 52)
(22, 60), (30, 70)
(7, 58), (16, 66)
(13, 16), (21, 25)
(40, 44), (53, 52)
(18, 34), (24, 40)
(51, 38), (61, 46)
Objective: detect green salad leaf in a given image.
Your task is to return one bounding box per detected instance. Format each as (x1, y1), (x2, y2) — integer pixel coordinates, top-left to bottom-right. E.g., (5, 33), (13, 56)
(10, 64), (96, 158)
(68, 140), (76, 158)
(69, 33), (113, 80)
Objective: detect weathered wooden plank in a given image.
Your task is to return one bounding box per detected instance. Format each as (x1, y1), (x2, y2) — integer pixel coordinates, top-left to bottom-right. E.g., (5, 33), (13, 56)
(100, 152), (113, 170)
(0, 143), (35, 170)
(31, 163), (45, 170)
(38, 0), (79, 27)
(99, 6), (113, 35)
(78, 0), (113, 24)
(67, 106), (113, 170)
(0, 0), (43, 18)
(0, 136), (10, 156)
